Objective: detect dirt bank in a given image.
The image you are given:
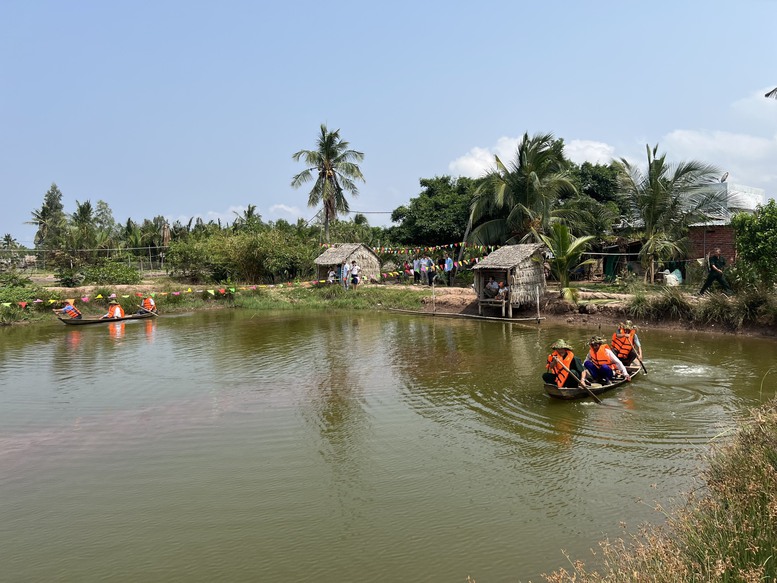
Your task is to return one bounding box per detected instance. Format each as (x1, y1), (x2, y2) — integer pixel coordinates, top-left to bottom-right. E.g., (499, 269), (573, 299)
(417, 285), (776, 338)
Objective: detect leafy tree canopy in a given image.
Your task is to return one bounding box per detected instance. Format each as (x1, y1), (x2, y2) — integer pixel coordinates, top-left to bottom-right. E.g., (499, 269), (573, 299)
(388, 175), (477, 245)
(732, 199), (777, 286)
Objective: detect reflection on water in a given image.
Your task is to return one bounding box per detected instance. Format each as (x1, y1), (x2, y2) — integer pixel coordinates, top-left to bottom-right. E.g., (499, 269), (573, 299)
(0, 312), (775, 582)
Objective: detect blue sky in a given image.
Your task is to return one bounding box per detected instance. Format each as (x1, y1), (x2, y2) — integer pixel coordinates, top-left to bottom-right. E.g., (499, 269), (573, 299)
(2, 0), (776, 246)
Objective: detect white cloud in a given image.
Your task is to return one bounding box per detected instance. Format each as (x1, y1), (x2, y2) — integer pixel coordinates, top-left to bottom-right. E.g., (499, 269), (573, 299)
(448, 136), (520, 178)
(564, 140), (616, 165)
(449, 137), (617, 179)
(268, 204), (301, 218)
(662, 129), (777, 193)
(449, 118), (777, 200)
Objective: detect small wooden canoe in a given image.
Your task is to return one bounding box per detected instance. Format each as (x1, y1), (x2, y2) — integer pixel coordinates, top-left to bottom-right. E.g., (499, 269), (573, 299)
(57, 311), (158, 326)
(544, 364), (641, 400)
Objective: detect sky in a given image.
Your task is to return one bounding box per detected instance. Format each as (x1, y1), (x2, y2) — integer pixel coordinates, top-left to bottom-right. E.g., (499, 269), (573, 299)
(2, 0), (777, 247)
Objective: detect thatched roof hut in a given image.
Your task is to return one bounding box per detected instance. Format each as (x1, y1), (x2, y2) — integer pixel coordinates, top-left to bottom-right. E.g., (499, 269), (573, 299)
(314, 243), (381, 283)
(471, 243), (546, 317)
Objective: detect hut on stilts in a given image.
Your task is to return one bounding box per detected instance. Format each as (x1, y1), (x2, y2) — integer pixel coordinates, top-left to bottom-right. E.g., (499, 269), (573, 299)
(471, 243), (546, 317)
(313, 243), (381, 284)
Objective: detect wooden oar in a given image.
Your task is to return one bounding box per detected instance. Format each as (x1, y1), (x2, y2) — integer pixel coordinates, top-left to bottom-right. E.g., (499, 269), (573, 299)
(635, 354), (648, 375)
(553, 357), (603, 404)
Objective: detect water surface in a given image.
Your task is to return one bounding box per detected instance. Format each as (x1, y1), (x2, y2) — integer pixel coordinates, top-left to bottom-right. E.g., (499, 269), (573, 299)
(1, 311), (775, 582)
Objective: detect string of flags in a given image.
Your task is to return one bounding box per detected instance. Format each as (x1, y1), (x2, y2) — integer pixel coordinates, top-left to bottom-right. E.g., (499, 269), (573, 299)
(319, 241), (501, 255)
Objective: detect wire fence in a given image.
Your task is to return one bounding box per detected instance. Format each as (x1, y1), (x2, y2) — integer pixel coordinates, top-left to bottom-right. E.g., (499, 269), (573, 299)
(0, 247), (169, 273)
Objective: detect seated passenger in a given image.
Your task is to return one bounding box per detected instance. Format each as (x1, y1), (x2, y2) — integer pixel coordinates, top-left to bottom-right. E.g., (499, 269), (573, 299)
(543, 339), (587, 388)
(610, 320), (642, 366)
(583, 335), (630, 385)
(101, 300), (125, 319)
(484, 277), (499, 298)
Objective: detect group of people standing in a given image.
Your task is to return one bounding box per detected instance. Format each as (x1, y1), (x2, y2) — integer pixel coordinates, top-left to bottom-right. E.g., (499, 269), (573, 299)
(327, 260), (362, 289)
(406, 253), (454, 286)
(543, 321), (643, 389)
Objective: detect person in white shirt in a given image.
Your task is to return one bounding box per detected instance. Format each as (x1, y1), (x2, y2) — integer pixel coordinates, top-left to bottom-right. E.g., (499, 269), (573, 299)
(341, 261), (351, 290)
(583, 336), (630, 385)
(350, 260), (361, 288)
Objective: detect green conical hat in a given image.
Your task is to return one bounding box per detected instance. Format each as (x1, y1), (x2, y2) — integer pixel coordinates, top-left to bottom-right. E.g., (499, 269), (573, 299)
(551, 339), (573, 350)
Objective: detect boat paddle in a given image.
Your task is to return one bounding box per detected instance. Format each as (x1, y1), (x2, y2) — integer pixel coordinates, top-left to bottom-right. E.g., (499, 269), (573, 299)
(553, 357), (603, 404)
(635, 355), (648, 375)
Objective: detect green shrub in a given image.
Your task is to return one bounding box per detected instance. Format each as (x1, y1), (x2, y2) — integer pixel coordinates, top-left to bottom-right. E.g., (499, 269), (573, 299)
(694, 293), (735, 328)
(649, 287), (693, 321)
(55, 268), (85, 287)
(627, 292), (652, 320)
(731, 287), (777, 328)
(0, 270), (33, 288)
(82, 262), (141, 285)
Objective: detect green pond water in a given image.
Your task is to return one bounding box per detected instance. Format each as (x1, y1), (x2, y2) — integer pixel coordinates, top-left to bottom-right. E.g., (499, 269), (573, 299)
(1, 310), (775, 582)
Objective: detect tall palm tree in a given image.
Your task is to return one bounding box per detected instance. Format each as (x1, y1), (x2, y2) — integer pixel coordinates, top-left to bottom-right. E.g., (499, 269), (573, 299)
(616, 144), (727, 282)
(2, 233), (18, 249)
(466, 132), (575, 246)
(291, 124), (365, 243)
(70, 199), (97, 253)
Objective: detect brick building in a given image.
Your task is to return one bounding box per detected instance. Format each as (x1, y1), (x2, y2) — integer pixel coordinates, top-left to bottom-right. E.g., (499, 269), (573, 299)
(687, 183), (765, 261)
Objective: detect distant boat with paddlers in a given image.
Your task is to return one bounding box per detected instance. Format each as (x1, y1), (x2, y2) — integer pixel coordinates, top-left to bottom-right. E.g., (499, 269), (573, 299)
(57, 311), (157, 326)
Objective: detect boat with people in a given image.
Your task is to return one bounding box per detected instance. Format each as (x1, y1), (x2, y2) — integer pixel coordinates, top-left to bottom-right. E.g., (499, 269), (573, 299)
(544, 364), (641, 400)
(57, 311), (157, 326)
(543, 326), (646, 401)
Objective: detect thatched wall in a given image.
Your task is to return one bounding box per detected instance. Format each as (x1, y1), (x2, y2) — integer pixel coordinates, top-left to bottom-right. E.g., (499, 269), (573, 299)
(314, 243), (381, 283)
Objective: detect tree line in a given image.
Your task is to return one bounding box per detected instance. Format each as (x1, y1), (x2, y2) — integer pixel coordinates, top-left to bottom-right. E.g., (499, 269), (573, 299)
(8, 126), (777, 288)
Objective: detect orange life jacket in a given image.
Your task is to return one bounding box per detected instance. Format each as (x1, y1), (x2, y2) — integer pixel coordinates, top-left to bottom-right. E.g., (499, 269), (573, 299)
(588, 344), (615, 368)
(142, 297), (155, 311)
(64, 304), (81, 318)
(611, 329), (636, 360)
(108, 305), (125, 318)
(546, 350), (574, 387)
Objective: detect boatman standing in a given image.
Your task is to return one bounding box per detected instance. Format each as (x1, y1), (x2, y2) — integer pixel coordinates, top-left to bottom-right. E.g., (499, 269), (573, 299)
(543, 339), (587, 388)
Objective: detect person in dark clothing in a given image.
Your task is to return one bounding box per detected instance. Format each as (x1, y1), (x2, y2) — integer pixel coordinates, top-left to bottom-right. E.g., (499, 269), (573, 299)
(699, 247), (733, 295)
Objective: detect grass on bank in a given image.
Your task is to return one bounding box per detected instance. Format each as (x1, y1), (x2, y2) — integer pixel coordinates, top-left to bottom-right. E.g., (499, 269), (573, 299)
(542, 397), (777, 583)
(625, 286), (777, 330)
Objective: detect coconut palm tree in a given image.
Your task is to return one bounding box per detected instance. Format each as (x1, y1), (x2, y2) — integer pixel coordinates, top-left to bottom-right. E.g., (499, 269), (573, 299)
(291, 124), (365, 243)
(466, 132), (576, 246)
(2, 234), (18, 249)
(616, 144), (727, 282)
(536, 223), (595, 291)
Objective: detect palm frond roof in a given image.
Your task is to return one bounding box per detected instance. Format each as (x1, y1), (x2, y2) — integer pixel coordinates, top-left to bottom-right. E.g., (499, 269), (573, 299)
(314, 243), (379, 265)
(472, 243), (545, 269)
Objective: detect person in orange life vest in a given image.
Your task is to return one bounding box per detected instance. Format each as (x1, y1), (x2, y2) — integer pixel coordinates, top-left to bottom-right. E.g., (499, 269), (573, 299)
(101, 299), (125, 319)
(137, 296), (157, 314)
(53, 299), (82, 319)
(542, 339), (587, 388)
(583, 335), (630, 385)
(610, 320), (642, 366)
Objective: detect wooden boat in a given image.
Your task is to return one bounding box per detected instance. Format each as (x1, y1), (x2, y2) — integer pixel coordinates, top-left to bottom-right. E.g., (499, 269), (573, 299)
(57, 311), (157, 326)
(544, 364), (641, 400)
